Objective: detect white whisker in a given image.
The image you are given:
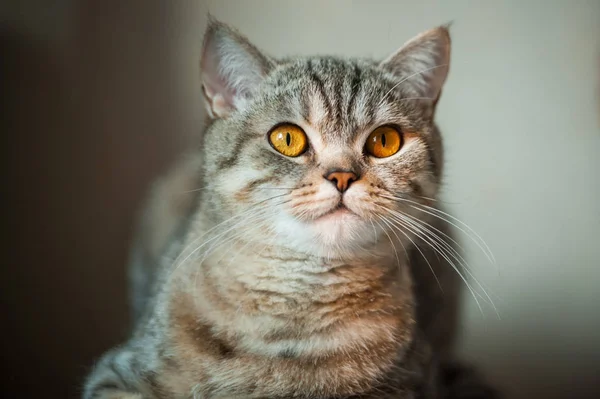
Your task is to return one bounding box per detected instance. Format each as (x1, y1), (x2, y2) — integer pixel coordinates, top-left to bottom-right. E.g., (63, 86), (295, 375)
(373, 218), (400, 269)
(387, 209), (500, 317)
(384, 211), (485, 316)
(382, 194), (496, 265)
(170, 194), (290, 276)
(377, 212), (443, 293)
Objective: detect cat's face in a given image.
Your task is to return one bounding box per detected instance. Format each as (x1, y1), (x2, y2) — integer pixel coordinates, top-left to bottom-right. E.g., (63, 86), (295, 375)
(200, 20), (450, 257)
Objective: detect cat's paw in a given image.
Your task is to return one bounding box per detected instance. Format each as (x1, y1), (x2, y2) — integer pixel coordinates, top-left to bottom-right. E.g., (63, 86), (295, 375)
(83, 347), (149, 399)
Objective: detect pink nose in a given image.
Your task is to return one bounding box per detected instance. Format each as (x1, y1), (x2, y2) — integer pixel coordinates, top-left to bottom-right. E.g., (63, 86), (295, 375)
(325, 171), (358, 193)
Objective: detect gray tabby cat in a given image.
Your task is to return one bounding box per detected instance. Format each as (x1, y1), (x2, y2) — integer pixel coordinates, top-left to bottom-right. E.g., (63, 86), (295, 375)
(84, 18), (497, 399)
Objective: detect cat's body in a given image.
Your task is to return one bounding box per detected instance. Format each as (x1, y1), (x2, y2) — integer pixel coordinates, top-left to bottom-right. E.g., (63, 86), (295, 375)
(85, 20), (494, 399)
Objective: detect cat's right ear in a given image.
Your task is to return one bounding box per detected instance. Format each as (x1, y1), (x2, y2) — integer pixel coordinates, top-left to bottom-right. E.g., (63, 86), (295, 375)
(380, 26), (451, 103)
(200, 18), (275, 119)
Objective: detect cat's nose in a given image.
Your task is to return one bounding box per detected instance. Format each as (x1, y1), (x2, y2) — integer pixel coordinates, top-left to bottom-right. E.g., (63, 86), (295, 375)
(325, 170), (359, 193)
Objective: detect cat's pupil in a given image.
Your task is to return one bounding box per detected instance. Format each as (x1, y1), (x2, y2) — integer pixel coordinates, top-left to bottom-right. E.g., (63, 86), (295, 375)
(381, 133), (387, 147)
(286, 132), (291, 146)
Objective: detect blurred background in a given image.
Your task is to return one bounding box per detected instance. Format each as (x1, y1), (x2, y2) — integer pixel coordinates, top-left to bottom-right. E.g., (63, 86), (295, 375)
(2, 1), (599, 398)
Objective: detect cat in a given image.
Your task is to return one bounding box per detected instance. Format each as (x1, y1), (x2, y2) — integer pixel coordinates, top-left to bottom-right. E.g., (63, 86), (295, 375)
(84, 17), (497, 399)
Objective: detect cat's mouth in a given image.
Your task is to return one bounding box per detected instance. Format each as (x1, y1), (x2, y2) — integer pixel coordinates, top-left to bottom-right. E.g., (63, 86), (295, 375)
(315, 202), (354, 221)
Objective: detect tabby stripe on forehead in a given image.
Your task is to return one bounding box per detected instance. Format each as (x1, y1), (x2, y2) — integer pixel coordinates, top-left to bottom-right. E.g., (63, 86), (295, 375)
(332, 61), (344, 123)
(346, 63), (362, 127)
(307, 60), (334, 120)
(360, 76), (378, 129)
(299, 89), (311, 123)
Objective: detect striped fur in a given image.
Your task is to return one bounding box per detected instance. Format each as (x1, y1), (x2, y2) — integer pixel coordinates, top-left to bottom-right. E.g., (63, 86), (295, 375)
(84, 18), (497, 399)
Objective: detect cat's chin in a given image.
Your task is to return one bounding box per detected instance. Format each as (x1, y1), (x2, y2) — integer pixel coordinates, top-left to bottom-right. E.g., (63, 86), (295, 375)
(313, 205), (354, 222)
(309, 210), (377, 254)
(272, 210), (378, 258)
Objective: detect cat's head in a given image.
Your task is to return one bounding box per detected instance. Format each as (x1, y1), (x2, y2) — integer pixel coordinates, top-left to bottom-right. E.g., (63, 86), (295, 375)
(199, 19), (450, 258)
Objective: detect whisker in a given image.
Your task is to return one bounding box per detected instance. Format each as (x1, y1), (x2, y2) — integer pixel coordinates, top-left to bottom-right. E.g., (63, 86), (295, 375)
(387, 209), (500, 316)
(195, 200), (290, 265)
(376, 217), (402, 269)
(169, 205), (260, 274)
(256, 187), (296, 190)
(413, 195), (462, 206)
(385, 208), (499, 316)
(380, 196), (501, 309)
(189, 208), (284, 311)
(176, 210), (266, 274)
(180, 185), (295, 194)
(202, 211), (270, 262)
(409, 204), (496, 265)
(398, 210), (503, 305)
(390, 208), (467, 257)
(369, 218), (379, 246)
(399, 97), (436, 102)
(388, 214), (485, 316)
(189, 212), (276, 312)
(180, 183), (217, 194)
(377, 212), (443, 293)
(375, 204), (486, 313)
(180, 187), (207, 194)
(381, 194), (496, 265)
(220, 216), (276, 267)
(170, 194), (290, 275)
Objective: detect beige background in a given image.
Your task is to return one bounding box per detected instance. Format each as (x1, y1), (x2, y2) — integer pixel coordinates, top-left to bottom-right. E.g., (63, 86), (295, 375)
(2, 1), (599, 398)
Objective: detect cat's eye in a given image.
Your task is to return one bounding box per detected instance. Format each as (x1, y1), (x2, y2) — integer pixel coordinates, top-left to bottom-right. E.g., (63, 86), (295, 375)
(268, 124), (308, 157)
(364, 126), (402, 158)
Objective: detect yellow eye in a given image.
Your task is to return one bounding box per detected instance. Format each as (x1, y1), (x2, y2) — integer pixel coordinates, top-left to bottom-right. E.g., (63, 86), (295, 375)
(365, 126), (402, 158)
(268, 124), (308, 157)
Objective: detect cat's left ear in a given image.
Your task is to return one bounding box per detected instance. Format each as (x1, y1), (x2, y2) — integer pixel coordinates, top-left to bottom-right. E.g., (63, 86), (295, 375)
(380, 26), (451, 102)
(200, 18), (275, 119)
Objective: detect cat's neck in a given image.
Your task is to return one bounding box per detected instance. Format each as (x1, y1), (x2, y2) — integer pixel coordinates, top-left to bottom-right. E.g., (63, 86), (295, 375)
(169, 236), (415, 359)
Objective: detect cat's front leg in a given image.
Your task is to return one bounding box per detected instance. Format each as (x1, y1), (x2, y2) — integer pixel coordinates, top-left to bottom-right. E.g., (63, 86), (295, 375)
(84, 347), (150, 399)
